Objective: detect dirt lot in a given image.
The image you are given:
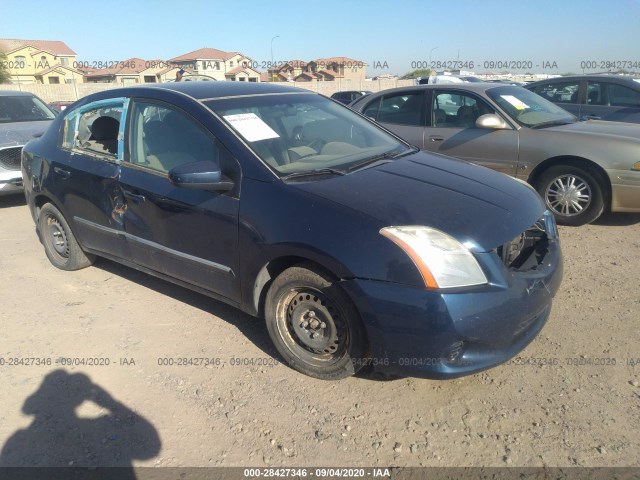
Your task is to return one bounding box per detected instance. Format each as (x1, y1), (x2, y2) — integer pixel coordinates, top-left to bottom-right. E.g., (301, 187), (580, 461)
(0, 194), (639, 469)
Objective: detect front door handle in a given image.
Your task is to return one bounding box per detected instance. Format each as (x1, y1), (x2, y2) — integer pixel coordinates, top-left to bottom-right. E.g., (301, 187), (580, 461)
(428, 135), (445, 142)
(123, 190), (146, 204)
(53, 167), (71, 179)
(582, 114), (601, 120)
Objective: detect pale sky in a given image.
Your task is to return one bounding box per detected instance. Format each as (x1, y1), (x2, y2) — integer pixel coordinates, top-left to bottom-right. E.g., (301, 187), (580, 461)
(3, 0), (640, 75)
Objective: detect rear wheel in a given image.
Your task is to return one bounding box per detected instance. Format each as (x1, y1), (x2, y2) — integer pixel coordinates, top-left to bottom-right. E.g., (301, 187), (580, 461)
(265, 265), (368, 380)
(536, 165), (605, 226)
(38, 203), (95, 270)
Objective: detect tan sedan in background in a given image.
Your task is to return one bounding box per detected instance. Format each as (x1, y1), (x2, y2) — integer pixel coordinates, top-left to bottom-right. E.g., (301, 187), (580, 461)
(351, 84), (640, 226)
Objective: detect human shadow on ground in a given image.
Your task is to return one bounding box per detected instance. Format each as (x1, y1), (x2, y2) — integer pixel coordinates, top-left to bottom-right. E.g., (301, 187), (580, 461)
(0, 370), (161, 479)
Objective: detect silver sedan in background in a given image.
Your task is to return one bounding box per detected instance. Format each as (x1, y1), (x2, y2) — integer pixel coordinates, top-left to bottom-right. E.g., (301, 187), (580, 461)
(0, 90), (55, 196)
(351, 84), (640, 226)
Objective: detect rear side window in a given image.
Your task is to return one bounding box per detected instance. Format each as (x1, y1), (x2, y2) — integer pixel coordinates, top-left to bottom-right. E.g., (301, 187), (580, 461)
(608, 84), (640, 107)
(62, 101), (124, 158)
(375, 91), (424, 126)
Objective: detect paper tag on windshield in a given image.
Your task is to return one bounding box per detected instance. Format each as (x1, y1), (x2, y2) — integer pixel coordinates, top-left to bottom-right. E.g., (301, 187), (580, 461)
(223, 113), (279, 142)
(500, 95), (529, 110)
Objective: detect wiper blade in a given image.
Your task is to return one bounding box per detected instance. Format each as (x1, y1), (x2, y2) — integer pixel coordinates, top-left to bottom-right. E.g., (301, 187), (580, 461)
(281, 168), (347, 180)
(348, 146), (418, 172)
(530, 120), (575, 129)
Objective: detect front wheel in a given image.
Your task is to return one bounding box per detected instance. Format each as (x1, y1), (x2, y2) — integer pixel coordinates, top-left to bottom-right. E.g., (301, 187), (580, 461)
(535, 165), (605, 226)
(265, 265), (368, 380)
(38, 203), (95, 270)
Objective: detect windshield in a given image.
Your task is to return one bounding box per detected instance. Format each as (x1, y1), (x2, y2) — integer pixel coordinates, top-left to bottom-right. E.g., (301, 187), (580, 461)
(0, 95), (56, 123)
(206, 93), (408, 177)
(486, 86), (575, 128)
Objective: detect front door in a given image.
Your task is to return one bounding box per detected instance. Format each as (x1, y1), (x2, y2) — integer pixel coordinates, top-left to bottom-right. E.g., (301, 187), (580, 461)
(118, 99), (241, 302)
(423, 90), (520, 176)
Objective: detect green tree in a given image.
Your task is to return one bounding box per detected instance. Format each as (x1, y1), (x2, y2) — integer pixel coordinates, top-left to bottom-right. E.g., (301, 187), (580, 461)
(401, 68), (433, 79)
(0, 53), (11, 84)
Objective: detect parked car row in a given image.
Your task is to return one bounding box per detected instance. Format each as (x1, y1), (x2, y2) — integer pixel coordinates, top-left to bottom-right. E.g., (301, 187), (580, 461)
(7, 78), (639, 381)
(350, 82), (640, 226)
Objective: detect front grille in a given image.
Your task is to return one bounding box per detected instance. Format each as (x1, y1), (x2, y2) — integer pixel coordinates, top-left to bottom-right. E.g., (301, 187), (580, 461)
(0, 146), (23, 170)
(497, 215), (551, 271)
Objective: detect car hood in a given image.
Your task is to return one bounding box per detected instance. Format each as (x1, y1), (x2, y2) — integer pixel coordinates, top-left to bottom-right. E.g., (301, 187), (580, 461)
(547, 119), (640, 142)
(290, 151), (546, 252)
(0, 120), (53, 148)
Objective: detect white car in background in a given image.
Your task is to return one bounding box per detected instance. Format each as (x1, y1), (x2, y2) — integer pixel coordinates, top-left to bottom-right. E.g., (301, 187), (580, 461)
(0, 90), (55, 196)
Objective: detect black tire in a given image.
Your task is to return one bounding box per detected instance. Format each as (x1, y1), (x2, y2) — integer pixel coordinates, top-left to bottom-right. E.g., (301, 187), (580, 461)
(38, 203), (95, 271)
(265, 264), (368, 380)
(535, 164), (605, 226)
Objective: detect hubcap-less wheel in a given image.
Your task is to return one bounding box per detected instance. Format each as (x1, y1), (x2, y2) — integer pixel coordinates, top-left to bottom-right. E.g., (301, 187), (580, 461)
(45, 214), (70, 259)
(545, 174), (592, 217)
(280, 289), (347, 362)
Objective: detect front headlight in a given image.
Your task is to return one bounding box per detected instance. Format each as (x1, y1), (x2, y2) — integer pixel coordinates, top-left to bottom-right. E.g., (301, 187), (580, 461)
(380, 226), (488, 289)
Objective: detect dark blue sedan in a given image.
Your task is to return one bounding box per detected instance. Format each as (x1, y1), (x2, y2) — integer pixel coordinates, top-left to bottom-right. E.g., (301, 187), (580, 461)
(21, 82), (563, 380)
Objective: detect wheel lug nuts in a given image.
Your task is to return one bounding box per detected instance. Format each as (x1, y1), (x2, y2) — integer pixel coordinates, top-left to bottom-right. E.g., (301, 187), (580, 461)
(309, 311), (316, 318)
(302, 320), (309, 327)
(320, 322), (326, 328)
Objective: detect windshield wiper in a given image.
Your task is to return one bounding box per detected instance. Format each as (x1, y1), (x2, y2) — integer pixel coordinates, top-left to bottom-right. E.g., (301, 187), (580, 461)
(348, 146), (418, 172)
(281, 167), (347, 181)
(530, 120), (576, 129)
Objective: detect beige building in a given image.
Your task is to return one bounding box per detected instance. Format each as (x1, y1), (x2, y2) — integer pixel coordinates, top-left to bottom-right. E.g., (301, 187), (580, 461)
(84, 58), (179, 84)
(168, 48), (260, 82)
(0, 38), (84, 84)
(269, 57), (366, 83)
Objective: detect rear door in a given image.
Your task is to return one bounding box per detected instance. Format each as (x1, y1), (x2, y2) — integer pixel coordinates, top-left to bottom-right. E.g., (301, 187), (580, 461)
(118, 99), (241, 302)
(51, 98), (130, 260)
(423, 89), (520, 176)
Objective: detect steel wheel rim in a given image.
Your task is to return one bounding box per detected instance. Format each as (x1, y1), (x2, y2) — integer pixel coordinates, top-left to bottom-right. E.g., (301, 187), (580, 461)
(545, 174), (592, 217)
(277, 288), (348, 364)
(45, 214), (70, 259)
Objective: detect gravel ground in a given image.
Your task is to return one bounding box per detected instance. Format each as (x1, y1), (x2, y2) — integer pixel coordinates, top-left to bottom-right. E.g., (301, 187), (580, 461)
(0, 194), (639, 468)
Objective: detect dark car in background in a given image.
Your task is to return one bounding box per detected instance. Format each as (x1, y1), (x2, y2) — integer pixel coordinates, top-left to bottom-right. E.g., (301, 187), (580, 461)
(0, 90), (55, 196)
(526, 75), (640, 123)
(351, 84), (640, 226)
(48, 101), (74, 114)
(330, 90), (372, 105)
(22, 82), (562, 380)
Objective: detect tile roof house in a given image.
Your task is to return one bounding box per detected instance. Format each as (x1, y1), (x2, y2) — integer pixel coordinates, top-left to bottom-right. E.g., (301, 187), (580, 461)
(0, 38), (82, 84)
(268, 57), (366, 83)
(168, 48), (260, 82)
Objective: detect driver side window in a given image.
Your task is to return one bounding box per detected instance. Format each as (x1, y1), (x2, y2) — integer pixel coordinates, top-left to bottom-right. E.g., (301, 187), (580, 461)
(432, 92), (494, 128)
(129, 101), (218, 174)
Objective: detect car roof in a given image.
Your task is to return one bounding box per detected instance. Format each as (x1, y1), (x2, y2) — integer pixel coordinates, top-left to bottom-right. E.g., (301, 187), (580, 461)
(0, 90), (35, 97)
(527, 75), (640, 85)
(133, 81), (306, 100)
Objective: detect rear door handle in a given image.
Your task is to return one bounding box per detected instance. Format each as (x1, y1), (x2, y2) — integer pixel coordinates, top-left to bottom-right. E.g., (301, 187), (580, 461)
(428, 135), (445, 142)
(123, 190), (146, 204)
(53, 167), (71, 179)
(582, 114), (601, 120)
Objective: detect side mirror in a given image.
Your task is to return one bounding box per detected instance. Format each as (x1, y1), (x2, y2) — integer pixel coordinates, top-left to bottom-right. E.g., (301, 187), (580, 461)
(475, 114), (509, 130)
(169, 161), (234, 192)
